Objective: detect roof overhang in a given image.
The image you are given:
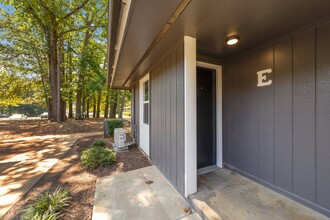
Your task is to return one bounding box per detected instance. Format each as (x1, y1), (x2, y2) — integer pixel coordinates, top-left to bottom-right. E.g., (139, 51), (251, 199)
(108, 0), (330, 89)
(106, 0), (124, 89)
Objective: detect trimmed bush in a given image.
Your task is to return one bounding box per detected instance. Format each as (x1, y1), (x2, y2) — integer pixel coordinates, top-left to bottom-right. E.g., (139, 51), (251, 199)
(92, 139), (106, 148)
(20, 187), (70, 220)
(81, 142), (116, 170)
(104, 119), (123, 136)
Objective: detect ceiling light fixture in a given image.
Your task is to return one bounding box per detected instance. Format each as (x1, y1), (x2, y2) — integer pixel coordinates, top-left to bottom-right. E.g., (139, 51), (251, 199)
(226, 35), (240, 45)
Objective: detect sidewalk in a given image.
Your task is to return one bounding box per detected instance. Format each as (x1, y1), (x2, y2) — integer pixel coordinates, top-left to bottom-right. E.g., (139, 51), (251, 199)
(93, 165), (201, 220)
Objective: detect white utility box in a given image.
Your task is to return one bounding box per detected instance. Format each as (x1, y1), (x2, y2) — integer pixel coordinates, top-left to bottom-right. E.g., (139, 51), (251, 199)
(114, 128), (127, 151)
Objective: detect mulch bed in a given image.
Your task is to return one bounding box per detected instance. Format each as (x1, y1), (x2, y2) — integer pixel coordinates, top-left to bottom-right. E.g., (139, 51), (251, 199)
(0, 118), (105, 141)
(2, 120), (151, 220)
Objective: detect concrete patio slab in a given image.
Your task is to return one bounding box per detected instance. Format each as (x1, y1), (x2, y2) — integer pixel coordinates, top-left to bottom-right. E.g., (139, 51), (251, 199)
(93, 165), (201, 220)
(189, 168), (329, 220)
(0, 132), (102, 217)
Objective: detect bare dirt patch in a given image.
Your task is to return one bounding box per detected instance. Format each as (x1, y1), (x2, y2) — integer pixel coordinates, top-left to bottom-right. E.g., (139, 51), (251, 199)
(1, 119), (151, 220)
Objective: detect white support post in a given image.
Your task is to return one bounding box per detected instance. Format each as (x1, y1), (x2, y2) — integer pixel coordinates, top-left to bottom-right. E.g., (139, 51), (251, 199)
(184, 36), (197, 197)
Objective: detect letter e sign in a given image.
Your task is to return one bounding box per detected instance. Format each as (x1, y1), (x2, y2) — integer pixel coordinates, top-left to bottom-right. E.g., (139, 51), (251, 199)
(257, 69), (272, 87)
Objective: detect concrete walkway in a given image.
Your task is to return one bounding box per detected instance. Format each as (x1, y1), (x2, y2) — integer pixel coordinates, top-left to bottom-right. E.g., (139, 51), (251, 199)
(0, 132), (101, 217)
(189, 168), (329, 220)
(93, 165), (201, 220)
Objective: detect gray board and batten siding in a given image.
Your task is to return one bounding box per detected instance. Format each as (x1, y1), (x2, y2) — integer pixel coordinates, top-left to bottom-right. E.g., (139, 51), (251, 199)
(224, 23), (330, 216)
(150, 43), (185, 195)
(132, 43), (185, 195)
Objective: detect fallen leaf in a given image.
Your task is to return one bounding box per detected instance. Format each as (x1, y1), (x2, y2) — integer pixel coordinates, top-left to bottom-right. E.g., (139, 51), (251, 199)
(184, 207), (193, 214)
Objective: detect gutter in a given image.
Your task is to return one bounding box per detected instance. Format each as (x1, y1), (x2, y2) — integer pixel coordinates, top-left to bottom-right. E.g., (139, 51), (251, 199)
(108, 0), (190, 88)
(107, 0), (132, 89)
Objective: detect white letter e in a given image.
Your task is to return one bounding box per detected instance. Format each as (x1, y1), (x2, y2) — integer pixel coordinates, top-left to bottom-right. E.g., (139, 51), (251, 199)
(257, 69), (272, 87)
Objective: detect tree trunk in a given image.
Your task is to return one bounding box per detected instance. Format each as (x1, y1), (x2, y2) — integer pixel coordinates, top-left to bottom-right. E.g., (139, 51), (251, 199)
(117, 91), (121, 118)
(82, 91), (86, 118)
(118, 90), (125, 119)
(61, 99), (66, 120)
(75, 74), (83, 119)
(104, 99), (109, 118)
(93, 96), (96, 118)
(75, 31), (91, 120)
(47, 98), (52, 120)
(109, 90), (117, 118)
(58, 40), (65, 121)
(68, 97), (73, 118)
(117, 91), (124, 119)
(86, 98), (90, 118)
(96, 91), (101, 118)
(109, 102), (117, 118)
(67, 41), (74, 118)
(104, 89), (110, 118)
(49, 29), (60, 122)
(75, 91), (82, 119)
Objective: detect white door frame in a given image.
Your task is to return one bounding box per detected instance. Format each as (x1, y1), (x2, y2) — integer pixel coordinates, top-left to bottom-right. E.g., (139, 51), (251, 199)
(196, 61), (223, 168)
(139, 73), (150, 156)
(183, 36), (223, 197)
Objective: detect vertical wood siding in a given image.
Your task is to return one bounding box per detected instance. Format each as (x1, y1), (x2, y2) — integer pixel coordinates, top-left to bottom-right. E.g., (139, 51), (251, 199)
(273, 39), (293, 192)
(225, 26), (330, 214)
(150, 43), (185, 194)
(292, 30), (316, 202)
(316, 24), (330, 210)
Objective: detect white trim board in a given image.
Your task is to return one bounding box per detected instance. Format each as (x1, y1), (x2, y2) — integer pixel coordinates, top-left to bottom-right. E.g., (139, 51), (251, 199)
(139, 73), (150, 156)
(197, 165), (220, 175)
(196, 61), (223, 168)
(184, 36), (197, 197)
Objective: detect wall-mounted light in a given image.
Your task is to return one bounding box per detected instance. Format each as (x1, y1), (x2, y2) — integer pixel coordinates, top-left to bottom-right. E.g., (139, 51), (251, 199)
(226, 35), (240, 46)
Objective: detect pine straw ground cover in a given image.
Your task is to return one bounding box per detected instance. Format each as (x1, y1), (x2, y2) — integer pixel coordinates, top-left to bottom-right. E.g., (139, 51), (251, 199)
(2, 119), (151, 220)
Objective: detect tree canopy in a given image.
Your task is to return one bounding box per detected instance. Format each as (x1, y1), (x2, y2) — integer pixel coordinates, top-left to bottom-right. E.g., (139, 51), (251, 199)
(0, 0), (128, 120)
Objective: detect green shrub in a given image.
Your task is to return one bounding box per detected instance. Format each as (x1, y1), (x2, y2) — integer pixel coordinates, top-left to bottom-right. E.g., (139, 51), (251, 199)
(81, 145), (116, 170)
(105, 119), (123, 136)
(92, 139), (106, 148)
(20, 187), (70, 220)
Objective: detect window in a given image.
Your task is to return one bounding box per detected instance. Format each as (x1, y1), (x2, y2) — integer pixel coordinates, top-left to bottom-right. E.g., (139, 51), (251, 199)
(142, 80), (149, 125)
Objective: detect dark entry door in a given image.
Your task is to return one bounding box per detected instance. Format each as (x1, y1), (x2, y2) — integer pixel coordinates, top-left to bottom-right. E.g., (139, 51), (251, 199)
(197, 67), (216, 169)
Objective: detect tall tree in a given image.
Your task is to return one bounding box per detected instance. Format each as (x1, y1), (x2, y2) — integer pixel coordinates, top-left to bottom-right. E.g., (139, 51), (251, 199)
(2, 0), (109, 122)
(1, 1), (108, 121)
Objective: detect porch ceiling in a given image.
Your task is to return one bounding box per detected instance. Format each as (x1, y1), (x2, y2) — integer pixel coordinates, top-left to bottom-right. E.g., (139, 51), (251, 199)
(111, 0), (330, 88)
